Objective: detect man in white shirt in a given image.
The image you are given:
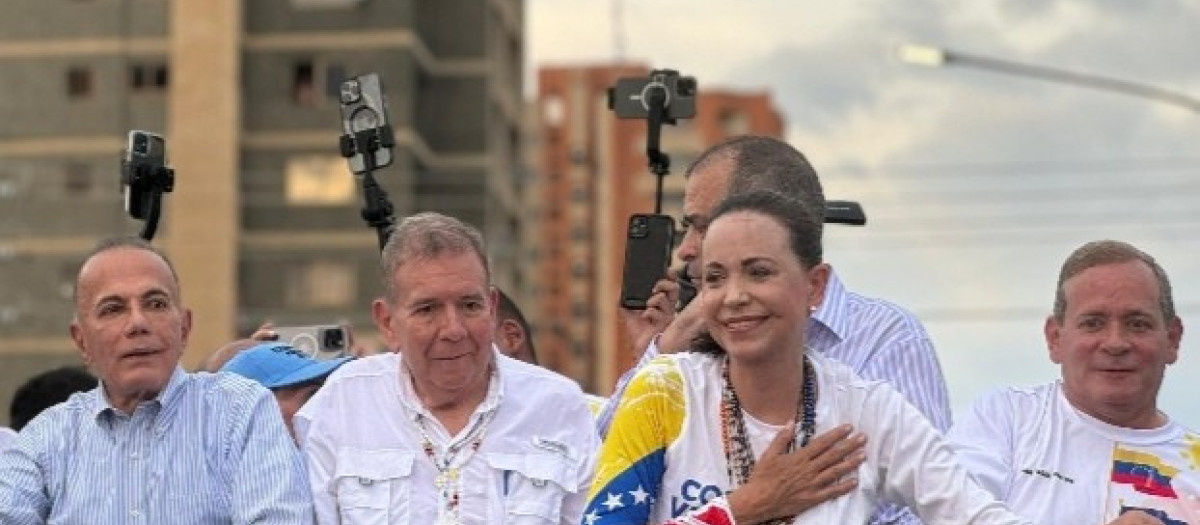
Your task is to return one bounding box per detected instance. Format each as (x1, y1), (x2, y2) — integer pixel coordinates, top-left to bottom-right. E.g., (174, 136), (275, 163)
(296, 212), (599, 525)
(949, 240), (1199, 525)
(0, 428), (15, 452)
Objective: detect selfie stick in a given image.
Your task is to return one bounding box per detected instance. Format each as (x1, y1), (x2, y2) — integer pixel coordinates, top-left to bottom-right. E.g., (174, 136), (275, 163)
(124, 164), (174, 241)
(643, 84), (672, 214)
(339, 126), (397, 252)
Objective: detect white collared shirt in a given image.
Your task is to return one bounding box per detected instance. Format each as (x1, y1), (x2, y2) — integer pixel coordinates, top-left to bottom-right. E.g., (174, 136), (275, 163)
(0, 426), (16, 452)
(295, 348), (599, 525)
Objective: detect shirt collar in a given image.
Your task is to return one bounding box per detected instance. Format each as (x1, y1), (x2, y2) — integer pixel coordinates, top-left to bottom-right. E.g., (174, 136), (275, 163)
(810, 268), (850, 344)
(90, 365), (188, 422)
(396, 346), (504, 418)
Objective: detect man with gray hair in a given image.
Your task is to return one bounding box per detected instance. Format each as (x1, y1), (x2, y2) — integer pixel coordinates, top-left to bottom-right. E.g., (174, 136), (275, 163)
(948, 240), (1197, 525)
(296, 212), (598, 525)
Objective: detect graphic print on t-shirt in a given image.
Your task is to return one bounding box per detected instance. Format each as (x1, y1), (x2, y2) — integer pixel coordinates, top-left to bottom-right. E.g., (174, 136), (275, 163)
(1108, 442), (1200, 525)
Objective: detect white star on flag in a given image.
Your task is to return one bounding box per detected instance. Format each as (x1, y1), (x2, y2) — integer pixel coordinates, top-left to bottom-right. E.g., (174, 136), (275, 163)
(584, 510), (600, 525)
(603, 492), (624, 511)
(630, 485), (650, 505)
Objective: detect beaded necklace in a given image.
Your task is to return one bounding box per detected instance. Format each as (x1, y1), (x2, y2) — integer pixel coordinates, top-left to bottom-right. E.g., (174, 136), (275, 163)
(720, 353), (817, 525)
(414, 409), (496, 525)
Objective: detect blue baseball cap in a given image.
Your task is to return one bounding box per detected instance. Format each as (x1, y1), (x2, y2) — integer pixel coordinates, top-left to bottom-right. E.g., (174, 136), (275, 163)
(220, 342), (351, 389)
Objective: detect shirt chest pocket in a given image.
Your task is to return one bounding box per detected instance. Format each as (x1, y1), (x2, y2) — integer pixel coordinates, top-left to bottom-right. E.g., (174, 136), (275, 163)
(335, 449), (416, 525)
(487, 452), (580, 524)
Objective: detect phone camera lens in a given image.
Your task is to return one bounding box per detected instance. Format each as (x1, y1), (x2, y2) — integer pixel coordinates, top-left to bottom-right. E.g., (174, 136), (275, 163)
(134, 135), (148, 154)
(323, 329), (346, 351)
(630, 218), (649, 238)
(675, 77), (696, 97)
(340, 81), (362, 104)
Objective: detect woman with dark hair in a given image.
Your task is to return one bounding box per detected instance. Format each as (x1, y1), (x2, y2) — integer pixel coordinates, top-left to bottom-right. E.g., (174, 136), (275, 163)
(583, 191), (1162, 525)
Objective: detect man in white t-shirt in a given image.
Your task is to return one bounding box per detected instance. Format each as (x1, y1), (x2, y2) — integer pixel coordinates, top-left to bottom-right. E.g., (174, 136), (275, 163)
(949, 240), (1199, 525)
(295, 212), (598, 525)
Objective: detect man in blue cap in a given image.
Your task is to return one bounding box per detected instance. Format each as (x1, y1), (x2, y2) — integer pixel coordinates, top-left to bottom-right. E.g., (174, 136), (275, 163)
(221, 342), (351, 443)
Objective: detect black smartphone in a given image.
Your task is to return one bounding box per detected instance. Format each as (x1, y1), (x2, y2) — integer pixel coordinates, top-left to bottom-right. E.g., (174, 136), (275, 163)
(121, 130), (166, 220)
(338, 73), (393, 174)
(675, 265), (698, 311)
(620, 214), (676, 310)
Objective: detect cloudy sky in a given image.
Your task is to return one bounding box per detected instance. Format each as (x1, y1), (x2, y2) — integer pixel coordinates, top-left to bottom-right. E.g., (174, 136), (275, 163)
(528, 1), (1200, 424)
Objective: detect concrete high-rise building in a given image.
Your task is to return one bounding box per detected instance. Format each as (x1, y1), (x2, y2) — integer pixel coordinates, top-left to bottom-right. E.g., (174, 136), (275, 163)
(534, 64), (783, 393)
(0, 0), (526, 423)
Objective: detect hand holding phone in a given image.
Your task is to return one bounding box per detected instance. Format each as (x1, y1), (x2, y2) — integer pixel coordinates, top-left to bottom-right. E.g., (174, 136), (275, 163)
(620, 214), (676, 310)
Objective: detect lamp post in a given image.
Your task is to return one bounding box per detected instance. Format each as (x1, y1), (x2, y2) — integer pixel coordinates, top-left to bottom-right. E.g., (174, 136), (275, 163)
(897, 44), (1200, 113)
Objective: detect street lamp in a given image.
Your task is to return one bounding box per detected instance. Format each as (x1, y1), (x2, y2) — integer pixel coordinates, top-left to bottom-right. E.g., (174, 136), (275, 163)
(897, 43), (1200, 113)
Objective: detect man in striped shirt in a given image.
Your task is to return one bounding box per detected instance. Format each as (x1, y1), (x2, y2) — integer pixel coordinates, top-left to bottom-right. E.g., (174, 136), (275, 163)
(0, 237), (313, 524)
(608, 135), (950, 522)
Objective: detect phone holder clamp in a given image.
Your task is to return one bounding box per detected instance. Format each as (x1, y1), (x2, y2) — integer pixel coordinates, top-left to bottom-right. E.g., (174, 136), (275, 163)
(339, 127), (396, 172)
(122, 163), (175, 241)
(339, 126), (397, 252)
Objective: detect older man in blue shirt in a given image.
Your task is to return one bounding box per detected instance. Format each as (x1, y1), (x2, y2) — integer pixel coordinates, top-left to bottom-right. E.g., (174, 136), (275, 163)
(0, 237), (312, 524)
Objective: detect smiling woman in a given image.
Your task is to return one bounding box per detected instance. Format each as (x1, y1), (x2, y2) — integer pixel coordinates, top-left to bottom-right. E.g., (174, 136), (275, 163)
(587, 191), (1054, 525)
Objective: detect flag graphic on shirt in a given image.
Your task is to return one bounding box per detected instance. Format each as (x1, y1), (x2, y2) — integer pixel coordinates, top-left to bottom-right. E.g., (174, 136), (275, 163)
(1112, 447), (1179, 498)
(585, 357), (685, 525)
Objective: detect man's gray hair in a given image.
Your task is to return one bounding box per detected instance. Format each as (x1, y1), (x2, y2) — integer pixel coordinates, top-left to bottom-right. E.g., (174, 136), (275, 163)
(380, 212), (489, 302)
(1053, 240), (1176, 323)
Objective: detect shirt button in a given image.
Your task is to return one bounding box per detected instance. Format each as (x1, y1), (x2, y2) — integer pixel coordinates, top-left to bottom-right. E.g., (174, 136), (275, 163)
(131, 509), (140, 517)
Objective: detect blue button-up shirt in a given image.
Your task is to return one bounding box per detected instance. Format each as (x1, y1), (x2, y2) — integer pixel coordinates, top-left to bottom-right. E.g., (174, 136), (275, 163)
(0, 366), (314, 525)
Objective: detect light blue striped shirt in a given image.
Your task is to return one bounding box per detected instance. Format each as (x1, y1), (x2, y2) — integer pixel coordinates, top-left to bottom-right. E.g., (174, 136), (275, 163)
(0, 366), (314, 525)
(598, 269), (950, 525)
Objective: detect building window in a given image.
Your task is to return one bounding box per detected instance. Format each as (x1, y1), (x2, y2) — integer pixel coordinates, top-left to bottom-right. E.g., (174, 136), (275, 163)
(293, 59), (346, 106)
(64, 163), (91, 196)
(571, 262), (588, 279)
(285, 155), (356, 206)
(59, 261), (79, 299)
(719, 109), (750, 136)
(67, 67), (92, 98)
(542, 95), (565, 127)
(130, 63), (169, 91)
(571, 301), (589, 318)
(293, 61), (316, 105)
(285, 260), (357, 308)
(570, 226), (588, 241)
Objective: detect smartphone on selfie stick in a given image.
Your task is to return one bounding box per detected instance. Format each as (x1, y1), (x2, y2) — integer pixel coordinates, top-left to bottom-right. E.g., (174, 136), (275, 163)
(120, 130), (175, 241)
(609, 69), (696, 310)
(337, 73), (397, 252)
